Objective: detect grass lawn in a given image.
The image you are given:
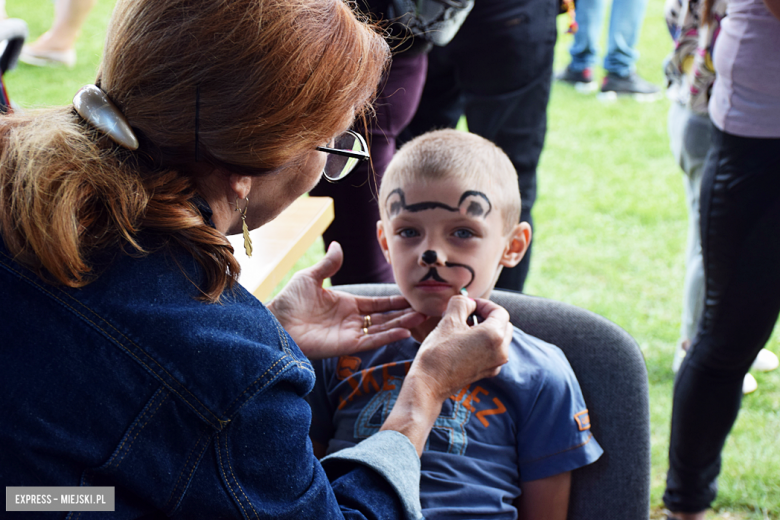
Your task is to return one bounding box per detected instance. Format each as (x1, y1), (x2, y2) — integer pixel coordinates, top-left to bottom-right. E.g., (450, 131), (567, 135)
(5, 0), (778, 518)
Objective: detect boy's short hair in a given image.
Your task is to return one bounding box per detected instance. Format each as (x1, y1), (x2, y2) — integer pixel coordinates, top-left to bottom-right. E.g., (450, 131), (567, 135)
(380, 129), (521, 233)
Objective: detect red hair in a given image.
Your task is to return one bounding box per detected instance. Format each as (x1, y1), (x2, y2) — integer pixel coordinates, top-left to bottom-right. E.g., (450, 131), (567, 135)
(0, 0), (389, 301)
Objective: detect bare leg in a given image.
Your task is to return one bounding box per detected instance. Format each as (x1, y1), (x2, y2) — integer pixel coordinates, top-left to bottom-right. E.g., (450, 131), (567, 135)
(28, 0), (97, 51)
(20, 0), (97, 67)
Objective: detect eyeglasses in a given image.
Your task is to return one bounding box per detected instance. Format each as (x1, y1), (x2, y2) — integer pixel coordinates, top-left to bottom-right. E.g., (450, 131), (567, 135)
(316, 130), (369, 182)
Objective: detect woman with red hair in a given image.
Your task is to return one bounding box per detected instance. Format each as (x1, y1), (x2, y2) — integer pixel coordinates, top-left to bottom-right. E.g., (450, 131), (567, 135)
(0, 1), (512, 517)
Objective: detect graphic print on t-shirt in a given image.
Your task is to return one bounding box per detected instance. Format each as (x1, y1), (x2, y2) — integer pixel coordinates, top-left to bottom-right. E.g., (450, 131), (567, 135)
(339, 356), (509, 455)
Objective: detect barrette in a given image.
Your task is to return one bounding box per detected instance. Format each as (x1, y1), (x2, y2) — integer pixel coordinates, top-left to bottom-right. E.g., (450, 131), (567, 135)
(73, 85), (139, 150)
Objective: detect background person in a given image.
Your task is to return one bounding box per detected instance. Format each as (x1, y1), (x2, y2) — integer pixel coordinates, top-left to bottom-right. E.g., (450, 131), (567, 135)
(310, 0), (431, 286)
(556, 0), (660, 95)
(399, 0), (559, 293)
(664, 0), (778, 393)
(0, 0), (513, 517)
(19, 0), (96, 67)
(664, 0), (780, 517)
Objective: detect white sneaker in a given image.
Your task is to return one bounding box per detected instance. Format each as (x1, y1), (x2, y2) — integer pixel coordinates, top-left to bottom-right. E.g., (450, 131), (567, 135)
(19, 45), (76, 68)
(743, 373), (758, 395)
(752, 349), (779, 372)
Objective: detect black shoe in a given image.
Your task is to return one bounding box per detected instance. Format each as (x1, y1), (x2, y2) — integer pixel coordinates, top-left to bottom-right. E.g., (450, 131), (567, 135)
(600, 72), (660, 95)
(555, 66), (597, 93)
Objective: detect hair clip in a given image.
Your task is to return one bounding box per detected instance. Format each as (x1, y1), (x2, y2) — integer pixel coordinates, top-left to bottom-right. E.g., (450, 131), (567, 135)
(73, 85), (139, 150)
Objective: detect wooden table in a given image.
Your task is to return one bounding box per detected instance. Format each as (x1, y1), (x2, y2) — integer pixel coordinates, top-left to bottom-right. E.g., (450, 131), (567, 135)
(228, 196), (334, 302)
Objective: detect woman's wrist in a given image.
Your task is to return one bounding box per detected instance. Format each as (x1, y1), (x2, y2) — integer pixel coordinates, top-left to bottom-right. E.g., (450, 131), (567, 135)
(380, 371), (446, 456)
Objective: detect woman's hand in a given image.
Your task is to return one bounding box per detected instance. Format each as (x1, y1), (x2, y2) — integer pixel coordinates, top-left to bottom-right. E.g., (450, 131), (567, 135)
(267, 242), (426, 360)
(411, 295), (513, 401)
(380, 295), (513, 455)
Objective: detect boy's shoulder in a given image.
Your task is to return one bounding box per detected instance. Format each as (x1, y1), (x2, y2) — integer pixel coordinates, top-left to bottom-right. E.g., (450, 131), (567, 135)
(504, 325), (575, 383)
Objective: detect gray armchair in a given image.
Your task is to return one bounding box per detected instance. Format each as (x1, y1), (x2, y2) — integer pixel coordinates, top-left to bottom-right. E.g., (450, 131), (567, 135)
(333, 284), (651, 520)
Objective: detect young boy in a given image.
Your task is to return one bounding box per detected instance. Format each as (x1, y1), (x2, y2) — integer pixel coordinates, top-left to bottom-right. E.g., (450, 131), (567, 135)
(308, 129), (602, 519)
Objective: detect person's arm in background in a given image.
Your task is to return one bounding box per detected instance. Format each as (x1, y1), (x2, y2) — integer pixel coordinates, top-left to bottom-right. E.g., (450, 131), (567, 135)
(764, 0), (780, 20)
(515, 472), (572, 520)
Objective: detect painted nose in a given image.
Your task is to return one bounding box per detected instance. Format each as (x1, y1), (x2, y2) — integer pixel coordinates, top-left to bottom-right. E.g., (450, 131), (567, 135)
(421, 250), (438, 265)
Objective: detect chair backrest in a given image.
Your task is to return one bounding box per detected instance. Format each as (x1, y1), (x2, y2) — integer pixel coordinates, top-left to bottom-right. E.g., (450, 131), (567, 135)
(332, 284), (651, 520)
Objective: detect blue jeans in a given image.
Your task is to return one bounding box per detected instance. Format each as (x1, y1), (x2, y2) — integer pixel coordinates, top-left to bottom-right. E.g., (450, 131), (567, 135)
(668, 102), (712, 344)
(568, 0), (649, 76)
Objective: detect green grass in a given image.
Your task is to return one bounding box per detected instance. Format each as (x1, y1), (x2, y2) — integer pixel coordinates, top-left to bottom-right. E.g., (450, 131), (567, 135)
(4, 0), (115, 107)
(5, 0), (778, 517)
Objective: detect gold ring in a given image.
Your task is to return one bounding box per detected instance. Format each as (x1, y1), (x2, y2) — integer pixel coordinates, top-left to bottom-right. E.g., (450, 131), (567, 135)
(362, 327), (369, 335)
(363, 315), (372, 328)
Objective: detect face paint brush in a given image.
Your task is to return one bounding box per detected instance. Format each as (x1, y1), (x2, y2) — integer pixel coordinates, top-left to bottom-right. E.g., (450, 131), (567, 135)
(459, 288), (479, 326)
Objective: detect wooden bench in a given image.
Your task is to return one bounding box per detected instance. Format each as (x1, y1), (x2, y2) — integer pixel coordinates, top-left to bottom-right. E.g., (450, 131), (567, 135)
(228, 196), (334, 302)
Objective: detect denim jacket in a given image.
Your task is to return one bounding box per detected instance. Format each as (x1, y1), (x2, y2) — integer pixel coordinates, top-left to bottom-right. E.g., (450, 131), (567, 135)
(0, 237), (421, 519)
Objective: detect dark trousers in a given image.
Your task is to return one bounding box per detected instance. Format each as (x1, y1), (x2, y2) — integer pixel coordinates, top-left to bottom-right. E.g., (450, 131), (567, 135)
(399, 0), (558, 292)
(664, 126), (780, 512)
(310, 52), (428, 286)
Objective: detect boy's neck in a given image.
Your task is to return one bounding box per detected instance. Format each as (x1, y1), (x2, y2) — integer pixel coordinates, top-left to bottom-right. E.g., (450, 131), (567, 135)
(410, 316), (442, 343)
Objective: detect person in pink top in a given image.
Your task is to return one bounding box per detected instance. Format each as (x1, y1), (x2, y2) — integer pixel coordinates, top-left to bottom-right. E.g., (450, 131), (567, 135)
(663, 0), (780, 518)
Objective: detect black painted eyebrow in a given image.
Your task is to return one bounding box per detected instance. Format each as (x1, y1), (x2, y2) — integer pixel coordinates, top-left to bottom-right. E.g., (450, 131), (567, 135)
(458, 191), (492, 217)
(386, 188), (492, 218)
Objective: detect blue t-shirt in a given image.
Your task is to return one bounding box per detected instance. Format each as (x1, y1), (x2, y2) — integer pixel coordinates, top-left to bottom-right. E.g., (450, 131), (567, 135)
(309, 327), (603, 519)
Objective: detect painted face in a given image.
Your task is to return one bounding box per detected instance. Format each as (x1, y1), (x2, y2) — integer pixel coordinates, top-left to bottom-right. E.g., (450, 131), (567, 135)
(378, 179), (516, 317)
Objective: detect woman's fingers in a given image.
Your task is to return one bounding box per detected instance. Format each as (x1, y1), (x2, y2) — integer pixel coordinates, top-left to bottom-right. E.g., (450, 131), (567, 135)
(411, 296), (511, 399)
(355, 328), (414, 352)
(350, 294), (416, 314)
(305, 241), (344, 284)
(473, 298), (510, 326)
(362, 308), (426, 332)
(347, 308), (427, 353)
(440, 294), (477, 325)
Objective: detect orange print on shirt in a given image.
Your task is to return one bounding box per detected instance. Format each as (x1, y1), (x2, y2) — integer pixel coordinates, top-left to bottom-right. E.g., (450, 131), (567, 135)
(574, 409), (591, 431)
(337, 356), (362, 380)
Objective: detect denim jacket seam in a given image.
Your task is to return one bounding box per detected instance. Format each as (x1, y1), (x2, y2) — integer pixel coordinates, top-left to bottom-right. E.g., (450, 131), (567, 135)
(0, 254), (225, 430)
(165, 429), (215, 514)
(2, 252), (314, 426)
(223, 429), (261, 520)
(273, 320), (315, 375)
(274, 319), (314, 376)
(107, 388), (171, 469)
(224, 354), (313, 416)
(223, 319), (312, 415)
(223, 356), (291, 413)
(274, 320), (295, 357)
(216, 430), (260, 520)
(228, 358), (303, 419)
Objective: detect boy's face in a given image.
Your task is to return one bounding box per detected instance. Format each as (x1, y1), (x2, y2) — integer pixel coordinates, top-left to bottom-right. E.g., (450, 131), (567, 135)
(377, 177), (530, 318)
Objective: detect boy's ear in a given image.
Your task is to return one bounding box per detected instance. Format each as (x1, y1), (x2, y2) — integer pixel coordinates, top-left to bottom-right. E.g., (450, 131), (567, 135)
(499, 222), (532, 268)
(376, 221), (392, 264)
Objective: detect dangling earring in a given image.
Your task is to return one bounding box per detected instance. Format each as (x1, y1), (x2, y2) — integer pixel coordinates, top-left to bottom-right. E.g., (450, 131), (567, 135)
(236, 196), (253, 257)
